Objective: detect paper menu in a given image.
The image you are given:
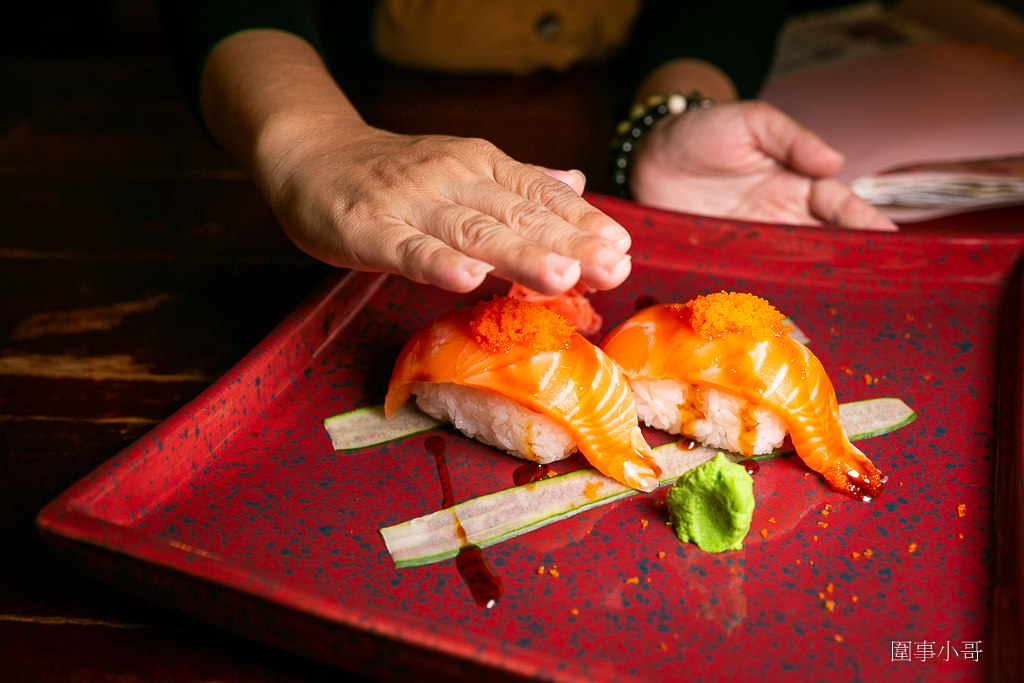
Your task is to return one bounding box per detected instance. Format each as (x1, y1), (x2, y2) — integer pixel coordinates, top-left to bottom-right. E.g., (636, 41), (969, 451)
(760, 3), (1024, 221)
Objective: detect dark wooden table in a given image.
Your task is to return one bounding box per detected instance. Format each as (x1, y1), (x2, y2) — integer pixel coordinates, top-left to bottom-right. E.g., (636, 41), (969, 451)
(2, 13), (1023, 683)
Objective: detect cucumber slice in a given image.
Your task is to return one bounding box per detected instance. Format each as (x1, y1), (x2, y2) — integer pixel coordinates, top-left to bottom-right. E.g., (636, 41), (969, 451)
(782, 317), (810, 345)
(323, 403), (440, 451)
(379, 397), (916, 568)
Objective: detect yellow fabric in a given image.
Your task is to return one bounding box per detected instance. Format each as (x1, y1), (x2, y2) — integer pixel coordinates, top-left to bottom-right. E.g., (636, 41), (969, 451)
(374, 0), (643, 74)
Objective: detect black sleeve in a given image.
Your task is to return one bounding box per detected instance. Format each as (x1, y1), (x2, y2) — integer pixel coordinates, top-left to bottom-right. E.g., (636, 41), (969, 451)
(620, 0), (791, 101)
(154, 0), (323, 127)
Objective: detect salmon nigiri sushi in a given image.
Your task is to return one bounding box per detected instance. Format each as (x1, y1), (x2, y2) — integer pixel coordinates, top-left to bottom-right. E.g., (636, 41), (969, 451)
(385, 296), (662, 492)
(600, 292), (885, 500)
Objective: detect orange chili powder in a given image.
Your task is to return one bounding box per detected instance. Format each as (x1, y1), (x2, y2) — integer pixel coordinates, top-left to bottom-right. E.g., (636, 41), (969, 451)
(682, 291), (793, 341)
(471, 295), (575, 353)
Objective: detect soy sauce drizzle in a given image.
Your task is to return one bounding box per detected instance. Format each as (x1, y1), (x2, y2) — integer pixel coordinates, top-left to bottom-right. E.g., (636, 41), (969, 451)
(512, 462), (553, 486)
(635, 294), (659, 311)
(740, 458), (760, 475)
(424, 436), (504, 609)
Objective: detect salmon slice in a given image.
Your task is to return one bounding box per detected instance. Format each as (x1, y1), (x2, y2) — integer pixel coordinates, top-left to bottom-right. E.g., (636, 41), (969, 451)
(601, 304), (885, 500)
(386, 306), (661, 492)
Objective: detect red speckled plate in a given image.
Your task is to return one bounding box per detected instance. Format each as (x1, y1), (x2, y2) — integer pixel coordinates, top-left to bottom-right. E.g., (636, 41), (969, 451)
(38, 197), (1024, 682)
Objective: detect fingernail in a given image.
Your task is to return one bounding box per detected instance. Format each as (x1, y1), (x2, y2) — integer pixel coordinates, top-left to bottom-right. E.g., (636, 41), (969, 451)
(598, 247), (630, 274)
(546, 252), (580, 277)
(459, 257), (494, 278)
(601, 224), (631, 252)
(569, 169), (586, 179)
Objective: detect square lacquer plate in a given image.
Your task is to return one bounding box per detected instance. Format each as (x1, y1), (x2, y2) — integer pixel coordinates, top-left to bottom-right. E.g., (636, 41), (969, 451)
(38, 197), (1024, 682)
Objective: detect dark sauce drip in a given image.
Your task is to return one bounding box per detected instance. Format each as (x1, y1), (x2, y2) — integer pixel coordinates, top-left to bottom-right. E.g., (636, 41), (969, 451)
(513, 462), (553, 486)
(740, 458), (760, 476)
(455, 546), (503, 609)
(424, 436), (504, 609)
(839, 471), (886, 503)
(635, 294), (659, 311)
(676, 437), (698, 451)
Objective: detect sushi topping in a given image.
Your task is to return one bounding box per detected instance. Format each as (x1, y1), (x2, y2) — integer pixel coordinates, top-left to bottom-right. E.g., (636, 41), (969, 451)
(507, 282), (603, 337)
(471, 295), (575, 353)
(682, 292), (793, 341)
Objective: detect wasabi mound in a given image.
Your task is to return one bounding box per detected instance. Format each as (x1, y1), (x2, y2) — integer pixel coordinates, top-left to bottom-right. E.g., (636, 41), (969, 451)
(667, 453), (754, 552)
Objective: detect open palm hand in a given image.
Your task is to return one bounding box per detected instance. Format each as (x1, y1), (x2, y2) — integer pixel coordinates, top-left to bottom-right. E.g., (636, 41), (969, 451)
(630, 101), (896, 230)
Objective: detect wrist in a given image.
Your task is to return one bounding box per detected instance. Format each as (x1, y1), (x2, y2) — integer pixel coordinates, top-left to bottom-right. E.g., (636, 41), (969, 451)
(633, 58), (737, 106)
(611, 91), (715, 199)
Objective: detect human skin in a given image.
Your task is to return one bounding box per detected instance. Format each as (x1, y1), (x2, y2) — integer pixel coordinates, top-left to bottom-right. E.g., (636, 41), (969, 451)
(630, 59), (898, 230)
(199, 29), (633, 295)
(200, 33), (895, 299)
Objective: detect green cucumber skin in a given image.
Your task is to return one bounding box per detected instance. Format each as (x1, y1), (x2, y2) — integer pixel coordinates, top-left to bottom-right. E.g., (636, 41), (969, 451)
(323, 404), (440, 451)
(325, 397), (914, 455)
(391, 485), (636, 568)
(380, 397), (917, 568)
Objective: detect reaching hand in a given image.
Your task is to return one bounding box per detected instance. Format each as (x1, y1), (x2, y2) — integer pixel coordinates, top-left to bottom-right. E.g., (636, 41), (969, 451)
(261, 125), (633, 294)
(629, 101), (897, 230)
(201, 29), (632, 296)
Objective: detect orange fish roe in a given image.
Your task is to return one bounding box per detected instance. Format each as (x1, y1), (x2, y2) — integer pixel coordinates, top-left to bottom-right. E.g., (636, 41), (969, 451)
(760, 529), (769, 539)
(818, 592), (826, 600)
(640, 519), (649, 530)
(863, 549), (873, 558)
(825, 600), (835, 612)
(470, 296), (575, 353)
(768, 517), (777, 524)
(570, 608), (579, 616)
(826, 583), (834, 594)
(550, 568), (561, 578)
(657, 551), (666, 559)
(626, 577), (640, 585)
(583, 481), (605, 499)
(536, 565), (545, 575)
(659, 642), (669, 651)
(957, 503), (966, 518)
(833, 634), (845, 643)
(907, 543), (918, 554)
(682, 291), (793, 341)
(851, 551), (861, 559)
(851, 596), (859, 603)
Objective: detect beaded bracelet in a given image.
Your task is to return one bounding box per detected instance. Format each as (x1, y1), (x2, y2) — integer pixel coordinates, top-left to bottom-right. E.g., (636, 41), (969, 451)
(610, 91), (715, 199)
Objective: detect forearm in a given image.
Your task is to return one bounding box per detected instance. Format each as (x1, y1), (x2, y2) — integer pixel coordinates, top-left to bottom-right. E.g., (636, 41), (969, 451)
(621, 0), (789, 101)
(199, 29), (368, 192)
(633, 58), (738, 105)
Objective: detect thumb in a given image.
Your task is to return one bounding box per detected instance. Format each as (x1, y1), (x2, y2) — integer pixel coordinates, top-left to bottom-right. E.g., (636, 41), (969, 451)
(745, 102), (846, 178)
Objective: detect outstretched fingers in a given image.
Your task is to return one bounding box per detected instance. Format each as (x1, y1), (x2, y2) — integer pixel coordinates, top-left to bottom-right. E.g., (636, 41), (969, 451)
(809, 178), (898, 231)
(424, 202), (589, 293)
(478, 161), (633, 290)
(342, 218), (496, 292)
